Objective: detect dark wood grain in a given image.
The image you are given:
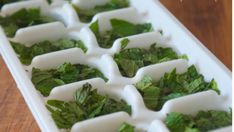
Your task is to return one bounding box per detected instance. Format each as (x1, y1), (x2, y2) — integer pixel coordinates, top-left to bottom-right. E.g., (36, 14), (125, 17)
(0, 57), (40, 131)
(160, 0), (232, 70)
(0, 0), (231, 131)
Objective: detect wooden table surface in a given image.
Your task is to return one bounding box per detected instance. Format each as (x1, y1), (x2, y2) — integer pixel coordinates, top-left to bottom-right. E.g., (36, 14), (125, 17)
(0, 0), (231, 131)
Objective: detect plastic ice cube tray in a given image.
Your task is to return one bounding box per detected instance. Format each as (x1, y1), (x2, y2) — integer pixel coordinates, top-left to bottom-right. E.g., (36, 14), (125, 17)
(0, 0), (232, 132)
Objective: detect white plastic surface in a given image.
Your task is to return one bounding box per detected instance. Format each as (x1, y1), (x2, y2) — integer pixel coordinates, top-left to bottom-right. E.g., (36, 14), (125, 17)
(0, 0), (232, 132)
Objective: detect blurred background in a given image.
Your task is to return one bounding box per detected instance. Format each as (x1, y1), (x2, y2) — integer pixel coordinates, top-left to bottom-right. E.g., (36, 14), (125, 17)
(161, 0), (231, 70)
(0, 0), (232, 131)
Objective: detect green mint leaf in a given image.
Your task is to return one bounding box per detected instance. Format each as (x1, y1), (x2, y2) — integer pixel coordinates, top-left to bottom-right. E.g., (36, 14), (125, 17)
(120, 38), (130, 50)
(76, 40), (88, 53)
(136, 75), (153, 91)
(142, 85), (160, 110)
(136, 76), (160, 110)
(0, 8), (54, 37)
(118, 122), (135, 132)
(135, 23), (153, 33)
(187, 65), (199, 78)
(114, 44), (180, 77)
(73, 0), (129, 23)
(32, 63), (107, 96)
(88, 97), (107, 118)
(46, 100), (86, 129)
(74, 83), (92, 104)
(111, 19), (140, 36)
(179, 54), (189, 60)
(11, 39), (87, 65)
(3, 24), (18, 37)
(117, 59), (142, 77)
(185, 127), (201, 132)
(90, 19), (152, 49)
(46, 83), (132, 129)
(186, 77), (204, 93)
(135, 65), (220, 111)
(35, 78), (65, 96)
(195, 110), (232, 131)
(166, 110), (232, 132)
(89, 20), (99, 37)
(207, 79), (220, 95)
(100, 99), (132, 115)
(165, 112), (193, 132)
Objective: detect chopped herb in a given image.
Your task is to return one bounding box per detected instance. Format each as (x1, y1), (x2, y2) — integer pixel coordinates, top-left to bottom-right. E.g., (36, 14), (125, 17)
(165, 110), (232, 132)
(89, 20), (99, 36)
(90, 19), (153, 48)
(118, 122), (135, 132)
(178, 54), (189, 60)
(11, 39), (87, 65)
(114, 43), (183, 77)
(72, 0), (129, 23)
(120, 38), (130, 50)
(0, 8), (53, 37)
(32, 63), (108, 96)
(135, 65), (220, 111)
(46, 83), (131, 129)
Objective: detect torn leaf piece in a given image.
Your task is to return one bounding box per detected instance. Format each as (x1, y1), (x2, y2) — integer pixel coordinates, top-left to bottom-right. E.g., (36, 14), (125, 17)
(46, 83), (132, 129)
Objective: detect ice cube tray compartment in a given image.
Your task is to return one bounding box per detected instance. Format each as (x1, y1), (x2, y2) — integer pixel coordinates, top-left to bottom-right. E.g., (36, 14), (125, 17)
(72, 0), (111, 10)
(46, 78), (143, 131)
(158, 91), (231, 132)
(0, 0), (231, 132)
(105, 31), (185, 84)
(76, 7), (147, 55)
(30, 49), (116, 84)
(71, 112), (132, 132)
(1, 0), (80, 37)
(46, 78), (161, 131)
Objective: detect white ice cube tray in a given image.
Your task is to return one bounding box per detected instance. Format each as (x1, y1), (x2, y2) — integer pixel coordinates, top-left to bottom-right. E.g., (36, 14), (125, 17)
(0, 0), (232, 132)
